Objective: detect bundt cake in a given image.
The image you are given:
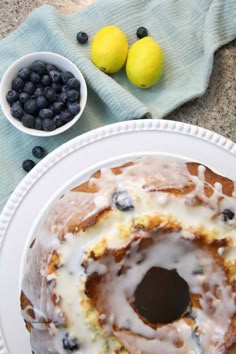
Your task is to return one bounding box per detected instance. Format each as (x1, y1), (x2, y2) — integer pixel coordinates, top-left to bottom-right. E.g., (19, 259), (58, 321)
(20, 157), (236, 354)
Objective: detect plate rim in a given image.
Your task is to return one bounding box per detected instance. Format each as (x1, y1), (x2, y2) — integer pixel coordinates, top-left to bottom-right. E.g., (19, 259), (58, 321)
(1, 118), (236, 248)
(0, 118), (236, 353)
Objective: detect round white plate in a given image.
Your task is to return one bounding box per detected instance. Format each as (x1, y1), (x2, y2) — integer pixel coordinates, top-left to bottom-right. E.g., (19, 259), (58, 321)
(0, 119), (236, 354)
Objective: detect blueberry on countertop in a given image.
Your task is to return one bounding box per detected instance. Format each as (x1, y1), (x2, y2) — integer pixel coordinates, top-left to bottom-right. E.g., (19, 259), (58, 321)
(67, 78), (80, 91)
(24, 99), (38, 115)
(6, 90), (19, 105)
(22, 114), (35, 128)
(136, 26), (148, 38)
(42, 118), (56, 131)
(24, 81), (35, 95)
(61, 71), (74, 84)
(19, 92), (30, 104)
(12, 77), (24, 92)
(62, 333), (80, 351)
(31, 60), (47, 75)
(18, 67), (31, 81)
(76, 31), (88, 44)
(22, 159), (35, 172)
(11, 101), (24, 119)
(66, 89), (79, 102)
(113, 190), (134, 212)
(32, 146), (45, 158)
(68, 102), (80, 115)
(222, 208), (235, 222)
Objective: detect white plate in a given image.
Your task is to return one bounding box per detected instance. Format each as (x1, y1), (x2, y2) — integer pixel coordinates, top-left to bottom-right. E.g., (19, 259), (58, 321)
(0, 119), (236, 354)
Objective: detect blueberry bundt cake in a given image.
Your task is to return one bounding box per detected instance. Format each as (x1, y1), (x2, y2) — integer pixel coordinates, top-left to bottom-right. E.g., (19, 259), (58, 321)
(20, 157), (236, 354)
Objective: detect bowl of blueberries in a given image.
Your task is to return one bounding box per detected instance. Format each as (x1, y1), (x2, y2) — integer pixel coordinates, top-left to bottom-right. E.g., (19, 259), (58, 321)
(0, 52), (87, 136)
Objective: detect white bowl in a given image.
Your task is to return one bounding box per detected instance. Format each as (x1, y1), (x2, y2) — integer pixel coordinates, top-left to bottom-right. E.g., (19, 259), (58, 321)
(0, 52), (87, 137)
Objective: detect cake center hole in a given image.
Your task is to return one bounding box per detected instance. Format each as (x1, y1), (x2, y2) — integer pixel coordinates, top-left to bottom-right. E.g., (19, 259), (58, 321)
(133, 267), (190, 325)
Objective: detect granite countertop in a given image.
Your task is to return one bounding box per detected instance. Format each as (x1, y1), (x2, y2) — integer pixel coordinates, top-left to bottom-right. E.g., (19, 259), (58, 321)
(0, 0), (235, 142)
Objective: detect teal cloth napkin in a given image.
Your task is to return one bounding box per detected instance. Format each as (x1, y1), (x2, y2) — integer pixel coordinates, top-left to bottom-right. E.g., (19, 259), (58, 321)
(0, 0), (235, 211)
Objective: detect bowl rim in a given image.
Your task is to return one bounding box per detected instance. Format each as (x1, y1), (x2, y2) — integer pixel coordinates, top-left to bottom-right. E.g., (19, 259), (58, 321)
(0, 51), (88, 137)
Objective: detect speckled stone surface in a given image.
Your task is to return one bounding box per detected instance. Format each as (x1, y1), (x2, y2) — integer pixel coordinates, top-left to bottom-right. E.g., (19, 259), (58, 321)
(0, 0), (235, 142)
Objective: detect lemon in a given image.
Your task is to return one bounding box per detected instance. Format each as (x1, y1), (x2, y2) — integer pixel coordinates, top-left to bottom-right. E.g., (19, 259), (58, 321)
(126, 37), (164, 88)
(91, 25), (128, 74)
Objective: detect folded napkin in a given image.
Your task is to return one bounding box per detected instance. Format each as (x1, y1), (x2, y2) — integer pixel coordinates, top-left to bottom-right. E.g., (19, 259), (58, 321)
(0, 0), (235, 211)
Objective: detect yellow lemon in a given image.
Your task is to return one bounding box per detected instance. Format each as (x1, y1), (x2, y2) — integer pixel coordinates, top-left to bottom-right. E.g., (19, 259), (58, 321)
(91, 25), (128, 74)
(126, 37), (164, 88)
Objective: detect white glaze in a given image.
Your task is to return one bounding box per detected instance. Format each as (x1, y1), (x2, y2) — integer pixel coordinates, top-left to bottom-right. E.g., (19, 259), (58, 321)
(21, 157), (236, 354)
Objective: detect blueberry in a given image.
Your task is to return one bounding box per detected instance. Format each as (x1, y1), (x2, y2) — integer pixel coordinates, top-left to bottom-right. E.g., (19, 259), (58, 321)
(46, 63), (58, 73)
(57, 92), (67, 104)
(31, 60), (46, 75)
(60, 110), (73, 122)
(76, 31), (88, 44)
(36, 96), (48, 109)
(39, 108), (54, 119)
(22, 114), (35, 128)
(22, 159), (35, 172)
(62, 85), (69, 93)
(11, 101), (24, 120)
(49, 70), (61, 83)
(6, 90), (19, 105)
(12, 77), (24, 92)
(44, 87), (56, 102)
(62, 333), (80, 351)
(53, 101), (64, 113)
(35, 83), (43, 89)
(192, 267), (204, 275)
(19, 92), (30, 104)
(35, 117), (43, 130)
(41, 74), (52, 86)
(136, 27), (148, 39)
(18, 67), (31, 81)
(48, 104), (55, 113)
(42, 118), (56, 131)
(113, 190), (134, 212)
(66, 89), (79, 102)
(222, 209), (235, 222)
(52, 82), (62, 93)
(24, 82), (35, 95)
(34, 87), (44, 97)
(61, 71), (74, 84)
(24, 99), (38, 115)
(32, 146), (45, 158)
(67, 78), (80, 91)
(54, 115), (65, 128)
(68, 102), (80, 116)
(30, 72), (41, 84)
(184, 307), (196, 320)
